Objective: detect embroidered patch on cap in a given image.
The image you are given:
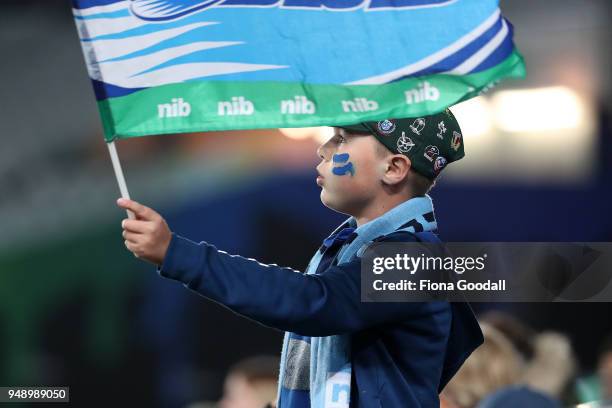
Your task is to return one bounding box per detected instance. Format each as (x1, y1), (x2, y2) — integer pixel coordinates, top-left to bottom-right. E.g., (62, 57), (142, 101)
(377, 119), (396, 134)
(434, 156), (447, 174)
(424, 145), (439, 161)
(409, 118), (426, 135)
(396, 131), (415, 153)
(436, 121), (447, 139)
(451, 131), (462, 151)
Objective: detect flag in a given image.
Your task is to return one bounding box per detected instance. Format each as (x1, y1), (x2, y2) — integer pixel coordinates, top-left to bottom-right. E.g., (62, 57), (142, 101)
(72, 0), (525, 141)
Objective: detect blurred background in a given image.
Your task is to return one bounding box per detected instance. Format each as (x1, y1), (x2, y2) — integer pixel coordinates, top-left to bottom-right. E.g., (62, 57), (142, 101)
(0, 0), (611, 407)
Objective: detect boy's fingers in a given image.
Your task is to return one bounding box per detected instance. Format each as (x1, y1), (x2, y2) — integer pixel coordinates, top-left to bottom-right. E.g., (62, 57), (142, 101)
(117, 198), (155, 220)
(122, 230), (140, 243)
(124, 240), (137, 253)
(122, 219), (150, 233)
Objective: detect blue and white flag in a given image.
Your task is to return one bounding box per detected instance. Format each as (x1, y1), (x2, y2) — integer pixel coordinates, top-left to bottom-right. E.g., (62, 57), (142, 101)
(72, 0), (525, 141)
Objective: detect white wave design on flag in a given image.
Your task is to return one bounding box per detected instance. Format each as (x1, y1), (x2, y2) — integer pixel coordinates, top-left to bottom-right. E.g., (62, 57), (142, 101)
(73, 2), (288, 89)
(89, 42), (245, 83)
(85, 22), (220, 61)
(347, 8), (502, 85)
(76, 16), (146, 38)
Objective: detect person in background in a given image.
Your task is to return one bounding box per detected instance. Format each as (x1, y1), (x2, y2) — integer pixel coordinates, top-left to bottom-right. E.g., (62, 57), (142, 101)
(476, 385), (561, 408)
(441, 322), (522, 408)
(481, 311), (576, 402)
(597, 335), (612, 406)
(218, 356), (280, 408)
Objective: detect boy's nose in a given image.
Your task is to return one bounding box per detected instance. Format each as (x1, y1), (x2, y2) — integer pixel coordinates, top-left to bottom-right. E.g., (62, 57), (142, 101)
(317, 144), (328, 161)
(317, 140), (335, 161)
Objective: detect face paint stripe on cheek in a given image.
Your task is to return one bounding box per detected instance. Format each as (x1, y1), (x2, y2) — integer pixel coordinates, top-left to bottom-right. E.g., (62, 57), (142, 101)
(332, 162), (355, 177)
(333, 153), (350, 163)
(332, 153), (355, 177)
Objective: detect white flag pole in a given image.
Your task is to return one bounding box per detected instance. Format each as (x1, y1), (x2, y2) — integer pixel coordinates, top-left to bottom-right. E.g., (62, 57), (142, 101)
(107, 140), (135, 220)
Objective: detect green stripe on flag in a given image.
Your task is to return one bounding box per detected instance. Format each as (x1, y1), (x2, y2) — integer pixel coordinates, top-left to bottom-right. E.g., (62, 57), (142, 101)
(99, 49), (525, 141)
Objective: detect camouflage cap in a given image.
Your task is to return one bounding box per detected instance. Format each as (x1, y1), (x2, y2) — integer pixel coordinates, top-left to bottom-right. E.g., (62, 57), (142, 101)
(339, 109), (464, 179)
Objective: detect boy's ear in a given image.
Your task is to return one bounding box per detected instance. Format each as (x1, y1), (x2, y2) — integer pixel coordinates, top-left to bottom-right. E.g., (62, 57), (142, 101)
(381, 154), (412, 186)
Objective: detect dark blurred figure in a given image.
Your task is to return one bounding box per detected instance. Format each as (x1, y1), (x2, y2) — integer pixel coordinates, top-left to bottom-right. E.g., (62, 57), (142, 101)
(598, 335), (612, 406)
(218, 356), (279, 408)
(441, 322), (522, 408)
(476, 385), (561, 408)
(479, 311), (535, 363)
(481, 311), (576, 402)
(441, 313), (578, 408)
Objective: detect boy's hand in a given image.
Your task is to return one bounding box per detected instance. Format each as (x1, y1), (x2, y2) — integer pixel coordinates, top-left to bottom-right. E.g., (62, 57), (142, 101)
(116, 198), (172, 266)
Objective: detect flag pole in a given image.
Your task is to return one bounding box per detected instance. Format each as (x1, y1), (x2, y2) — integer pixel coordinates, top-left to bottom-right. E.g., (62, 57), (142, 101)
(107, 140), (135, 220)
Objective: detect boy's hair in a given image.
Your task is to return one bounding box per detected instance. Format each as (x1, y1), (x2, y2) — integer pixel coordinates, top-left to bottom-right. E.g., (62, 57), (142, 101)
(411, 169), (437, 195)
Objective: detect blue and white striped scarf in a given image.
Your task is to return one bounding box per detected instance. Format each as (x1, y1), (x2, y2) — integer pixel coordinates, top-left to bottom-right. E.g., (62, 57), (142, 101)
(277, 194), (439, 407)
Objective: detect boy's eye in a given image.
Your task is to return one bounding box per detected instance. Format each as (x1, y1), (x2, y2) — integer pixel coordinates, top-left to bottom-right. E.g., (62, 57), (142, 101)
(336, 134), (347, 143)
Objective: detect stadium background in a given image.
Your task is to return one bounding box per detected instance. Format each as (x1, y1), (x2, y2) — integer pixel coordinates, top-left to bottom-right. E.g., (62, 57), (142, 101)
(0, 0), (611, 406)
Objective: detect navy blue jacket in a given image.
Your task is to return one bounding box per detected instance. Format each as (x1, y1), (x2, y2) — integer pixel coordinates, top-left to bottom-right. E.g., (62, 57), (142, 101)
(157, 231), (483, 407)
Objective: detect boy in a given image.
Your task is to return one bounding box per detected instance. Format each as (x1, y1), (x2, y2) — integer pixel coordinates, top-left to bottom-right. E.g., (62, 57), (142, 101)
(117, 109), (484, 407)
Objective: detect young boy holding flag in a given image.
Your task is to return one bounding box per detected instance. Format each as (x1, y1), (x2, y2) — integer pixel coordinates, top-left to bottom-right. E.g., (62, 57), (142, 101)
(117, 109), (483, 407)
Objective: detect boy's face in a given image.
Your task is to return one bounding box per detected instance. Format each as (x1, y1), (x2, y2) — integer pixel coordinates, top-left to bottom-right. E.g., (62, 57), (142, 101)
(316, 128), (385, 215)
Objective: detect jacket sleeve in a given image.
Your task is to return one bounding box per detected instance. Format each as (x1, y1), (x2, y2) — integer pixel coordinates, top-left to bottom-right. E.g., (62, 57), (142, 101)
(157, 232), (432, 336)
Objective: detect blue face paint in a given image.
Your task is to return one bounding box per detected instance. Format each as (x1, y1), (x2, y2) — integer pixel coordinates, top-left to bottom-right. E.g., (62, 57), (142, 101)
(332, 153), (355, 176)
(333, 153), (350, 163)
(332, 162), (355, 176)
